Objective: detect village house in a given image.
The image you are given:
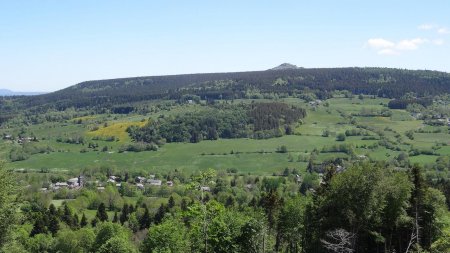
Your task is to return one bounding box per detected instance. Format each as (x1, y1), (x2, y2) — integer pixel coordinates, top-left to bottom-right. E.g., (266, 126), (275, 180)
(17, 137), (33, 144)
(107, 175), (118, 184)
(55, 182), (68, 187)
(109, 175), (118, 181)
(67, 178), (80, 188)
(50, 182), (68, 190)
(147, 179), (162, 186)
(309, 99), (322, 107)
(135, 176), (146, 183)
(49, 175), (85, 191)
(167, 181), (174, 187)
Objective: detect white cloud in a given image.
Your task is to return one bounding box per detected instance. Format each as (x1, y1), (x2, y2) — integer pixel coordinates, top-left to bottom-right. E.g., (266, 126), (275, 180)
(418, 23), (450, 35)
(366, 24), (449, 56)
(438, 28), (450, 34)
(367, 38), (395, 49)
(396, 38), (428, 50)
(418, 24), (435, 30)
(366, 37), (429, 55)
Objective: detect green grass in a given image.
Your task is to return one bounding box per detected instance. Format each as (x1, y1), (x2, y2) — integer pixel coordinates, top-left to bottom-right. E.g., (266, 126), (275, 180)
(3, 97), (450, 173)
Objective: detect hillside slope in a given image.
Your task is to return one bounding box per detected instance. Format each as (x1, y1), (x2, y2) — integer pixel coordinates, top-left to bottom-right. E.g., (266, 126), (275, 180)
(6, 67), (450, 112)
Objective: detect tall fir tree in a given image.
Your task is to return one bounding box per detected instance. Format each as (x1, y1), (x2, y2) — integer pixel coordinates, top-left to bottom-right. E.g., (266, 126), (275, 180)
(120, 204), (129, 225)
(61, 203), (73, 227)
(168, 196), (175, 209)
(80, 213), (88, 227)
(96, 203), (109, 222)
(30, 215), (48, 237)
(140, 206), (151, 229)
(91, 217), (99, 227)
(154, 203), (167, 225)
(73, 213), (80, 228)
(48, 215), (60, 236)
(48, 203), (57, 216)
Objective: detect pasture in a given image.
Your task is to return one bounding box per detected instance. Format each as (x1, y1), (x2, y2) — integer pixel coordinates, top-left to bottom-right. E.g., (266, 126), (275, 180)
(2, 97), (450, 175)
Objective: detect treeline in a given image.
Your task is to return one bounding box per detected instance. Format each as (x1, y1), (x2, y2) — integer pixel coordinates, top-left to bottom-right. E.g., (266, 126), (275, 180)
(9, 143), (53, 162)
(249, 102), (306, 131)
(388, 98), (433, 109)
(127, 103), (305, 145)
(4, 67), (450, 114)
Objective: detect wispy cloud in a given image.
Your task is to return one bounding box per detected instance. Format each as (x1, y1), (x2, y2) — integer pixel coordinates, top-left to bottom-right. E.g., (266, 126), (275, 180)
(418, 23), (449, 35)
(438, 28), (450, 34)
(396, 38), (428, 50)
(418, 24), (435, 30)
(367, 38), (395, 49)
(367, 24), (448, 56)
(366, 38), (429, 55)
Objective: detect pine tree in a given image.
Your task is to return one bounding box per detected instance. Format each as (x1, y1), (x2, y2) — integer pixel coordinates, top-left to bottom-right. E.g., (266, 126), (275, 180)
(168, 196), (175, 209)
(61, 203), (73, 227)
(91, 217), (99, 227)
(80, 213), (88, 227)
(120, 204), (129, 225)
(259, 190), (281, 230)
(48, 215), (60, 236)
(154, 203), (166, 225)
(73, 213), (80, 228)
(30, 215), (48, 237)
(113, 211), (119, 223)
(48, 203), (57, 216)
(96, 203), (109, 222)
(140, 206), (151, 229)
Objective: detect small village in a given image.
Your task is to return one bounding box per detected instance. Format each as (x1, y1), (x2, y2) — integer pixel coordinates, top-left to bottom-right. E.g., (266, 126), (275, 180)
(39, 174), (175, 192)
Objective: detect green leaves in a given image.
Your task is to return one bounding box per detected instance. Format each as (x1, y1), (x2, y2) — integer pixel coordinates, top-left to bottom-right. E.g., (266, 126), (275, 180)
(0, 162), (17, 247)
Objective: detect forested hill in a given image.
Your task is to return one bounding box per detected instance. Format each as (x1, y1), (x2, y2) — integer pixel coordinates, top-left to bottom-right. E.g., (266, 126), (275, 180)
(8, 67), (450, 111)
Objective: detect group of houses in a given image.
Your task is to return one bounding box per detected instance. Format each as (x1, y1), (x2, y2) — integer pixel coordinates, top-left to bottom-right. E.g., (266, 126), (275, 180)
(41, 173), (175, 192)
(41, 176), (84, 191)
(411, 112), (450, 126)
(2, 134), (36, 144)
(97, 175), (174, 191)
(308, 99), (322, 107)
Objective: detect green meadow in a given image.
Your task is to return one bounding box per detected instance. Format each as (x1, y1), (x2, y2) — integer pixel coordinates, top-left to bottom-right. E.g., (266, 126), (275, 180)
(2, 97), (449, 175)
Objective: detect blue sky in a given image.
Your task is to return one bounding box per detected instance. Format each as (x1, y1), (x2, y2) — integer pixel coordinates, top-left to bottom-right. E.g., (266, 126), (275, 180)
(0, 1), (449, 92)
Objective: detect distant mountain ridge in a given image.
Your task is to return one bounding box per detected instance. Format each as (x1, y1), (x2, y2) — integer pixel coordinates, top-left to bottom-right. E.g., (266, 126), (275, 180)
(0, 89), (46, 96)
(4, 65), (450, 113)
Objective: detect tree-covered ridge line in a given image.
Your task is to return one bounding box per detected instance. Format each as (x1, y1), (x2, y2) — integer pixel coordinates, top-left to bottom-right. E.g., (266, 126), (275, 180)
(2, 67), (450, 114)
(127, 102), (306, 145)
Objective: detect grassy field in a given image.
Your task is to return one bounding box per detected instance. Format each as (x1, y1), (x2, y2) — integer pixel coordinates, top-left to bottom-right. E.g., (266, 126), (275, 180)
(2, 97), (450, 175)
(86, 121), (146, 143)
